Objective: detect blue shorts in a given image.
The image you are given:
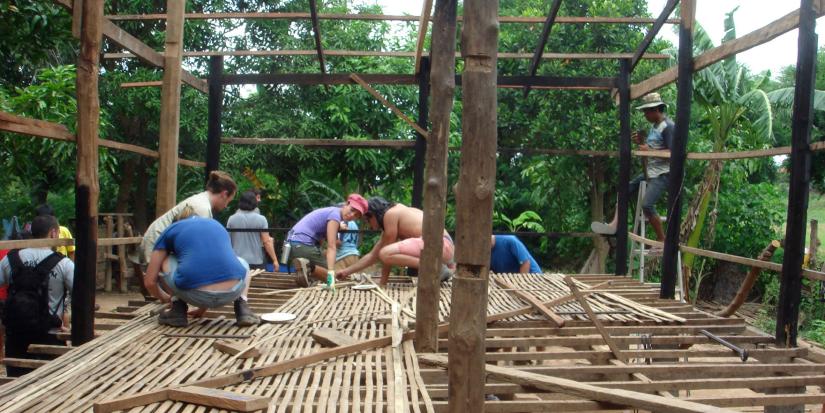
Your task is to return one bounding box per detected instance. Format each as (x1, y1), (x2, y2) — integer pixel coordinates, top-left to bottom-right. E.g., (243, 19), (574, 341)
(161, 256), (248, 308)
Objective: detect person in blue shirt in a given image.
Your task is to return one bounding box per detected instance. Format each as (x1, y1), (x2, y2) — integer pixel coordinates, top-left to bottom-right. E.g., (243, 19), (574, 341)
(334, 220), (360, 271)
(490, 235), (541, 274)
(144, 215), (259, 327)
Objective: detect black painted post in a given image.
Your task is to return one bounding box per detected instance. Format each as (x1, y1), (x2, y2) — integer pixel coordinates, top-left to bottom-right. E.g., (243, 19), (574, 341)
(615, 59), (631, 275)
(660, 0), (694, 299)
(412, 57), (431, 209)
(776, 0), (816, 347)
(205, 55), (223, 180)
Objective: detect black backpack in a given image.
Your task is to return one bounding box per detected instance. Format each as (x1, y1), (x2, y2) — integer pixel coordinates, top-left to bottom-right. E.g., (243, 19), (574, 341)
(3, 250), (65, 333)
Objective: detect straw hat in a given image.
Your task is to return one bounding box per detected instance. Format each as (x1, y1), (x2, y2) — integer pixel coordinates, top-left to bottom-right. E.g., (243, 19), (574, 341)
(635, 92), (667, 110)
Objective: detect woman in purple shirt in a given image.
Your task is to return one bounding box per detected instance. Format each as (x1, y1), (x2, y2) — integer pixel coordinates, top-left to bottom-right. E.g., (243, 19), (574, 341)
(288, 194), (368, 288)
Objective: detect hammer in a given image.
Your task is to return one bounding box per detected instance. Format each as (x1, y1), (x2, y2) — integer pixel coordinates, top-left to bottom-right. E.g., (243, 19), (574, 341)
(699, 329), (749, 362)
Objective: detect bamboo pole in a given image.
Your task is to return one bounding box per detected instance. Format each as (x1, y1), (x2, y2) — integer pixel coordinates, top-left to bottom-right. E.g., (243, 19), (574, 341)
(448, 0), (498, 410)
(716, 240), (780, 317)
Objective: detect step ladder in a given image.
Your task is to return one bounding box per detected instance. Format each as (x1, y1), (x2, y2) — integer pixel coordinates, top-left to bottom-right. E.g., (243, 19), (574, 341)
(629, 181), (686, 302)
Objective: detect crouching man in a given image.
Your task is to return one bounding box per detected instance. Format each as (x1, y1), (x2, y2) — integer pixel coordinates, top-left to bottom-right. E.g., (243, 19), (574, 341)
(144, 216), (259, 327)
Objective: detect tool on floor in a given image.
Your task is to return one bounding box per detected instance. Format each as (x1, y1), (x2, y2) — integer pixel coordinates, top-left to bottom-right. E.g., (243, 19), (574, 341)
(699, 329), (748, 362)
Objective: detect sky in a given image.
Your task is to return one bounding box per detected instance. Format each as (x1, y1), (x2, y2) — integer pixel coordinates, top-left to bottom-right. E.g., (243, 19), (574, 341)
(374, 0), (825, 78)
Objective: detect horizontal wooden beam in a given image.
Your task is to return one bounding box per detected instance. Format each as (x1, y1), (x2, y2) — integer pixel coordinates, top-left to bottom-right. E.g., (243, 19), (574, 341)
(105, 49), (669, 61)
(222, 138), (416, 148)
(632, 6), (825, 99)
(628, 232), (825, 281)
(0, 237), (141, 250)
(419, 354), (738, 413)
(0, 111), (205, 167)
(105, 12), (679, 25)
(54, 0), (207, 93)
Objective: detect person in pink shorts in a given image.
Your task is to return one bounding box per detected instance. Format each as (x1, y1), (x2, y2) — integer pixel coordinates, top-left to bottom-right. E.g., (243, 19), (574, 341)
(337, 197), (454, 286)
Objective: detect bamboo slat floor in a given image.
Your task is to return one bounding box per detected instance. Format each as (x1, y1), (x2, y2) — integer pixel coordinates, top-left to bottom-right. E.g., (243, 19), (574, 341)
(0, 272), (822, 412)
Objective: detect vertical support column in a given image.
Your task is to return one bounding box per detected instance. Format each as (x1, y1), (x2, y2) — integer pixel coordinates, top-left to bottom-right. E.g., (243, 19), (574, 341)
(449, 0), (498, 411)
(615, 59), (632, 276)
(156, 0), (185, 215)
(660, 0), (695, 299)
(73, 0), (103, 346)
(416, 1), (457, 353)
(205, 55), (224, 181)
(776, 0), (817, 347)
(411, 56), (431, 209)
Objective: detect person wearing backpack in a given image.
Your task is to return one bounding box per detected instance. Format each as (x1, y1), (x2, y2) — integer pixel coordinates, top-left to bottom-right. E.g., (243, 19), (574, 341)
(0, 215), (74, 377)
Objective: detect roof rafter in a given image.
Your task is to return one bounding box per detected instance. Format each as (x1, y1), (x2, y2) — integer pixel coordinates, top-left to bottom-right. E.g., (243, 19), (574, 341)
(308, 0), (326, 74)
(629, 0), (678, 72)
(413, 0), (434, 74)
(524, 0), (563, 98)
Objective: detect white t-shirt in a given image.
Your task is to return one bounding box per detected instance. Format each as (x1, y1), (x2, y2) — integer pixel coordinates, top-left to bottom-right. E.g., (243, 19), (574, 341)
(0, 248), (74, 333)
(140, 191), (213, 262)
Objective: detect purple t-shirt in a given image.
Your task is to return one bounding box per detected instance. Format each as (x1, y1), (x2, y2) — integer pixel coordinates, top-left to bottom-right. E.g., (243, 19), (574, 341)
(288, 206), (342, 245)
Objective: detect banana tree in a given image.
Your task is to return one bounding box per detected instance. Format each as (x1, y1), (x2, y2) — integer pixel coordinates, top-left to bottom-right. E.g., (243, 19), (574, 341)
(678, 9), (774, 293)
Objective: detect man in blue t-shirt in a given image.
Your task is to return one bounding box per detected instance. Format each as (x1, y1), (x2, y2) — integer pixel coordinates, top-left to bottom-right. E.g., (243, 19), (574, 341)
(490, 235), (541, 274)
(144, 216), (259, 327)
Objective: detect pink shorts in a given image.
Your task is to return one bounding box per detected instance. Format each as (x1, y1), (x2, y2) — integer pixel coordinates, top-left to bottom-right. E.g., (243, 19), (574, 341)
(395, 235), (454, 264)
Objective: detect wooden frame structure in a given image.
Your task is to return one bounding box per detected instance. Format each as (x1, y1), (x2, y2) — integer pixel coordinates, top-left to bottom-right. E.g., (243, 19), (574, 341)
(0, 0), (823, 410)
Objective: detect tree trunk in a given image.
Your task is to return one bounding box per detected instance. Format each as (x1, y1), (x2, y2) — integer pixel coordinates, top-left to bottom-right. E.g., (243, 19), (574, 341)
(587, 159), (609, 273)
(115, 156), (138, 213)
(680, 159), (724, 273)
(133, 158), (150, 234)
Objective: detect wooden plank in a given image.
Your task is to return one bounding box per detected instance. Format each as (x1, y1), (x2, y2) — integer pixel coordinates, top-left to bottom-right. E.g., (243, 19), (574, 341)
(493, 277), (565, 327)
(414, 0), (434, 73)
(0, 236), (140, 250)
(212, 341), (260, 359)
(523, 0), (562, 97)
(222, 137), (416, 148)
(107, 49), (669, 61)
(420, 354), (736, 413)
(1, 358), (49, 369)
(155, 0), (185, 216)
(168, 386), (269, 412)
(311, 328), (359, 347)
(105, 12), (679, 24)
(349, 74), (430, 137)
(629, 0), (677, 71)
(416, 0), (457, 354)
(632, 6), (825, 99)
(27, 344), (71, 356)
(564, 276), (626, 362)
(307, 0), (326, 74)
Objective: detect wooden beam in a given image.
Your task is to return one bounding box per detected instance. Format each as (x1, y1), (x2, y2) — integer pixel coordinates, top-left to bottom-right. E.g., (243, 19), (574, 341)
(632, 6), (825, 99)
(104, 12), (679, 25)
(524, 0), (563, 97)
(72, 0), (102, 347)
(419, 354), (738, 413)
(414, 0), (434, 74)
(417, 0), (457, 354)
(660, 0), (694, 299)
(449, 0), (498, 410)
(54, 0), (207, 93)
(212, 341), (260, 359)
(494, 277), (565, 327)
(167, 387), (269, 412)
(349, 74), (430, 137)
(629, 0), (678, 72)
(615, 59), (631, 275)
(411, 56), (430, 209)
(205, 55), (223, 180)
(311, 328), (359, 347)
(564, 276), (626, 362)
(222, 137), (416, 148)
(155, 0), (185, 216)
(1, 358), (49, 369)
(307, 0), (326, 74)
(777, 0), (817, 348)
(105, 49), (670, 60)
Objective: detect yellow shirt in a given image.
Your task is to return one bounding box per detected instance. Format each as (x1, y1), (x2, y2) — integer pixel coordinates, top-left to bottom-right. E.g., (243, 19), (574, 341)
(56, 226), (75, 257)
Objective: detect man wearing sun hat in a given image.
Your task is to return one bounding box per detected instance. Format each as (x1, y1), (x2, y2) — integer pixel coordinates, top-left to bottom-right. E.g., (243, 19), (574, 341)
(591, 92), (674, 244)
(289, 194), (368, 288)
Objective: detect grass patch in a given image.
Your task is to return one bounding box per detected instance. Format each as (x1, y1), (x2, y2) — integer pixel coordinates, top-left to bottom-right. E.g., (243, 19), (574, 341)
(810, 192), (825, 262)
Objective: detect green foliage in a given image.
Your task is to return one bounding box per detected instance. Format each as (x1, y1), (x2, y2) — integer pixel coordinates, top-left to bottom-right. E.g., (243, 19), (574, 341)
(713, 181), (785, 257)
(493, 210), (545, 233)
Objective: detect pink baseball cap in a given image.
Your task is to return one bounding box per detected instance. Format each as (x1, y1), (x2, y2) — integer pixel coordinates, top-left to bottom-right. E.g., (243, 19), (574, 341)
(347, 194), (368, 215)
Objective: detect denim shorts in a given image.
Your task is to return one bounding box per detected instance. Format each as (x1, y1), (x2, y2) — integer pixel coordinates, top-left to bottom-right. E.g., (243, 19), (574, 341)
(161, 256), (248, 308)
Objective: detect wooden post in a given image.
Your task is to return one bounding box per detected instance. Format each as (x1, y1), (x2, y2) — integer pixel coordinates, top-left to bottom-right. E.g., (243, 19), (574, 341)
(416, 0), (457, 354)
(73, 0), (103, 346)
(776, 0), (817, 347)
(616, 59), (631, 275)
(411, 57), (430, 209)
(205, 55), (223, 180)
(104, 215), (113, 292)
(449, 0), (497, 410)
(660, 0), (695, 299)
(116, 215), (127, 292)
(155, 0), (185, 216)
